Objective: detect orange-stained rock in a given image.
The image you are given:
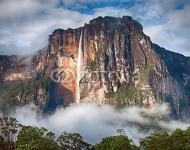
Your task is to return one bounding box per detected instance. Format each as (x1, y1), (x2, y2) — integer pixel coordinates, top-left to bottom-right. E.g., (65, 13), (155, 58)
(1, 16), (190, 120)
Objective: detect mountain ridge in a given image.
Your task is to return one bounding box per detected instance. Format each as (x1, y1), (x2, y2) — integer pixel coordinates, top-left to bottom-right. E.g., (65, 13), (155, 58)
(0, 16), (190, 120)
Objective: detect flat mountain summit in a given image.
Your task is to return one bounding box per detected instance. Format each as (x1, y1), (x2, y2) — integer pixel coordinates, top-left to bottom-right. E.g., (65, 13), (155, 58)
(0, 16), (190, 120)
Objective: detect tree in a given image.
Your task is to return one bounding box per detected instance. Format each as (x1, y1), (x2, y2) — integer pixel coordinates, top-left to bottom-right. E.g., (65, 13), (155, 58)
(170, 128), (190, 149)
(93, 135), (139, 150)
(140, 128), (190, 150)
(139, 131), (171, 150)
(57, 131), (91, 150)
(15, 126), (58, 150)
(0, 117), (21, 150)
(0, 136), (9, 150)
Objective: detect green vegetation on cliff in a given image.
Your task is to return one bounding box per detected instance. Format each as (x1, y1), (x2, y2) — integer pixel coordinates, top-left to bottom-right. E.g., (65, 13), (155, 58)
(105, 87), (139, 100)
(0, 77), (51, 114)
(105, 87), (139, 108)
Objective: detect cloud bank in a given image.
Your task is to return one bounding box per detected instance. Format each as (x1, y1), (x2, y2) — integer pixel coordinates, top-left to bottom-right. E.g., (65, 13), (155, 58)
(10, 102), (189, 145)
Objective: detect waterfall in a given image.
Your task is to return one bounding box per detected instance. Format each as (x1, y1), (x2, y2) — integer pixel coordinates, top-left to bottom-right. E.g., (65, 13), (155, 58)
(76, 32), (83, 103)
(83, 30), (87, 70)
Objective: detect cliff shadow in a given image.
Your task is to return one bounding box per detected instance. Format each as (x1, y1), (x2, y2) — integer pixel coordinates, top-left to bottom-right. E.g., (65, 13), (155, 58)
(43, 82), (74, 114)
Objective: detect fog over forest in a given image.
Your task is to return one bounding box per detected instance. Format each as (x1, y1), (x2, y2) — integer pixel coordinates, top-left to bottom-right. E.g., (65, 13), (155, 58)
(10, 102), (190, 145)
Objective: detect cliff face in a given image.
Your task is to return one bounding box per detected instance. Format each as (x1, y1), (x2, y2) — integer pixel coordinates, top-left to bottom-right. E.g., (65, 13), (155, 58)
(0, 16), (190, 120)
(153, 44), (190, 119)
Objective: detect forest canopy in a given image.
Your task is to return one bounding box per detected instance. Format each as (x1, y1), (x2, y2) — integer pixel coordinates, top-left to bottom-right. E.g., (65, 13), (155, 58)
(0, 117), (190, 150)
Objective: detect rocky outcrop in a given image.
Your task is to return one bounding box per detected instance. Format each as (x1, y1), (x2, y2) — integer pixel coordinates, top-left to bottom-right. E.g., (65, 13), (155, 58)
(0, 16), (190, 120)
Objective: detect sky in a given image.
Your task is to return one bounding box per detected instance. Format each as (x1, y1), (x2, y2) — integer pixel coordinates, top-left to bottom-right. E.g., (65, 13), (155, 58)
(0, 0), (190, 56)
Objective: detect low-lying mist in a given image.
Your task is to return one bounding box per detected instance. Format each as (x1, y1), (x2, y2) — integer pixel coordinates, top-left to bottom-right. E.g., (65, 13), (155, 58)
(9, 102), (189, 145)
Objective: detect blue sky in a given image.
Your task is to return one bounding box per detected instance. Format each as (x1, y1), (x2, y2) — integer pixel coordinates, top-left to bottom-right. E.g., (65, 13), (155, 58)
(0, 0), (189, 56)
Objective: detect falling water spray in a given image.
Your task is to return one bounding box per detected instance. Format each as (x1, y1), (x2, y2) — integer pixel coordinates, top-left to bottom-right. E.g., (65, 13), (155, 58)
(76, 32), (83, 103)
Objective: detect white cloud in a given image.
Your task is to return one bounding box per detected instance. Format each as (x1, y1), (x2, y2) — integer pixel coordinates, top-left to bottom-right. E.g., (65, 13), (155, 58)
(0, 0), (93, 55)
(10, 103), (189, 145)
(144, 25), (188, 52)
(93, 7), (132, 18)
(132, 1), (190, 55)
(168, 6), (190, 29)
(61, 0), (132, 6)
(0, 39), (5, 45)
(0, 0), (189, 56)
